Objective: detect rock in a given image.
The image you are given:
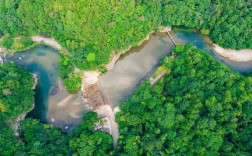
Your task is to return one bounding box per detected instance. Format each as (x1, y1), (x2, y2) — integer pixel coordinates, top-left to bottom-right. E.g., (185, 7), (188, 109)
(63, 124), (73, 132)
(50, 86), (58, 96)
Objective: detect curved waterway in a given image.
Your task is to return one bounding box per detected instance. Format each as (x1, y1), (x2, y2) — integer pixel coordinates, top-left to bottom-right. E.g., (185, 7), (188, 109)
(171, 28), (252, 72)
(100, 28), (252, 108)
(7, 45), (89, 132)
(5, 29), (252, 130)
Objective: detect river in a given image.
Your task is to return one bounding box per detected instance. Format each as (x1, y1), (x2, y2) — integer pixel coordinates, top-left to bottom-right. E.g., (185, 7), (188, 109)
(6, 45), (89, 132)
(6, 29), (252, 130)
(100, 28), (252, 108)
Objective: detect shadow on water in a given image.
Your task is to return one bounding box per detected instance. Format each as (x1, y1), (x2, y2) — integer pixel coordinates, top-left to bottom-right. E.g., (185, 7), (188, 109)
(6, 45), (89, 132)
(26, 62), (51, 122)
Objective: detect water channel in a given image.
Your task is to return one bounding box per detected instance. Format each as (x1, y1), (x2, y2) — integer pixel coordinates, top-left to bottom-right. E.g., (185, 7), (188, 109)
(6, 29), (252, 130)
(7, 45), (89, 131)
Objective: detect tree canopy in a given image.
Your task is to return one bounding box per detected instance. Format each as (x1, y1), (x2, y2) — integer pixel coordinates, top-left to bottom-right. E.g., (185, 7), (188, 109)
(0, 63), (34, 123)
(116, 44), (252, 155)
(1, 0), (250, 70)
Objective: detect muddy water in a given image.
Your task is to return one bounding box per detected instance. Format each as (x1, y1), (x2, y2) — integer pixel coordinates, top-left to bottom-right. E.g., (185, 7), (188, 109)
(7, 45), (88, 132)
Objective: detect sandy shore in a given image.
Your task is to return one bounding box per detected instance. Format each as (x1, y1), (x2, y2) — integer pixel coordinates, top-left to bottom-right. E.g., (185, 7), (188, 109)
(106, 26), (172, 70)
(213, 44), (252, 62)
(31, 36), (62, 50)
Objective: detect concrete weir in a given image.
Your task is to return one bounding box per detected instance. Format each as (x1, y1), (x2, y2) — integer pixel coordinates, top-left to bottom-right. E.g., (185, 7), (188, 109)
(82, 71), (120, 148)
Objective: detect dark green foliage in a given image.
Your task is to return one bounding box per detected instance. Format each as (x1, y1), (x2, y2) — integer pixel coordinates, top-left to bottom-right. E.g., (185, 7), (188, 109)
(0, 63), (34, 123)
(12, 36), (35, 51)
(1, 0), (162, 69)
(69, 112), (114, 156)
(0, 33), (13, 49)
(162, 0), (252, 49)
(1, 0), (251, 68)
(63, 72), (82, 93)
(19, 36), (33, 47)
(20, 118), (70, 155)
(1, 112), (113, 156)
(0, 34), (35, 51)
(0, 64), (112, 155)
(69, 131), (114, 156)
(70, 112), (99, 137)
(117, 45), (252, 155)
(0, 125), (24, 156)
(0, 0), (23, 35)
(0, 63), (33, 155)
(58, 54), (74, 79)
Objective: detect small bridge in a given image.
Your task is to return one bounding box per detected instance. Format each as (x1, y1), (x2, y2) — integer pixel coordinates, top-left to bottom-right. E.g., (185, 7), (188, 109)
(166, 31), (177, 45)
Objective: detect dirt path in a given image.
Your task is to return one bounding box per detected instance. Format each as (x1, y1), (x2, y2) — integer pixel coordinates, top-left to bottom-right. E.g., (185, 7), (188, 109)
(150, 70), (166, 85)
(213, 44), (252, 62)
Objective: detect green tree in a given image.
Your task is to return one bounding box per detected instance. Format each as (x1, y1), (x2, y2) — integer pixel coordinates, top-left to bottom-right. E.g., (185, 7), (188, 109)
(0, 34), (14, 49)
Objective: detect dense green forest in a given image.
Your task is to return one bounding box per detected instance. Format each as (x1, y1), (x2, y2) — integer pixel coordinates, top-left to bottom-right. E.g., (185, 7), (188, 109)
(0, 34), (34, 51)
(1, 111), (113, 155)
(0, 63), (34, 123)
(162, 0), (252, 49)
(1, 45), (252, 155)
(1, 0), (252, 155)
(0, 63), (113, 155)
(116, 44), (252, 155)
(1, 0), (251, 70)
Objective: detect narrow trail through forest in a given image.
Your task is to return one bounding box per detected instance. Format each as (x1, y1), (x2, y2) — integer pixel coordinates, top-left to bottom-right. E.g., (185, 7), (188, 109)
(150, 70), (167, 85)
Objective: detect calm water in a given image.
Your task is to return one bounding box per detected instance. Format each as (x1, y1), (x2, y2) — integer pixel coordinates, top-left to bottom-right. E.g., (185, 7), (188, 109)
(171, 28), (252, 72)
(100, 28), (252, 108)
(100, 33), (174, 108)
(5, 29), (252, 129)
(7, 45), (88, 131)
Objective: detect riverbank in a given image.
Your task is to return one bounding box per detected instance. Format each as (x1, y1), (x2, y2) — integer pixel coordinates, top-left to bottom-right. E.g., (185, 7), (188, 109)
(1, 35), (68, 55)
(106, 26), (172, 70)
(213, 44), (252, 62)
(11, 73), (38, 136)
